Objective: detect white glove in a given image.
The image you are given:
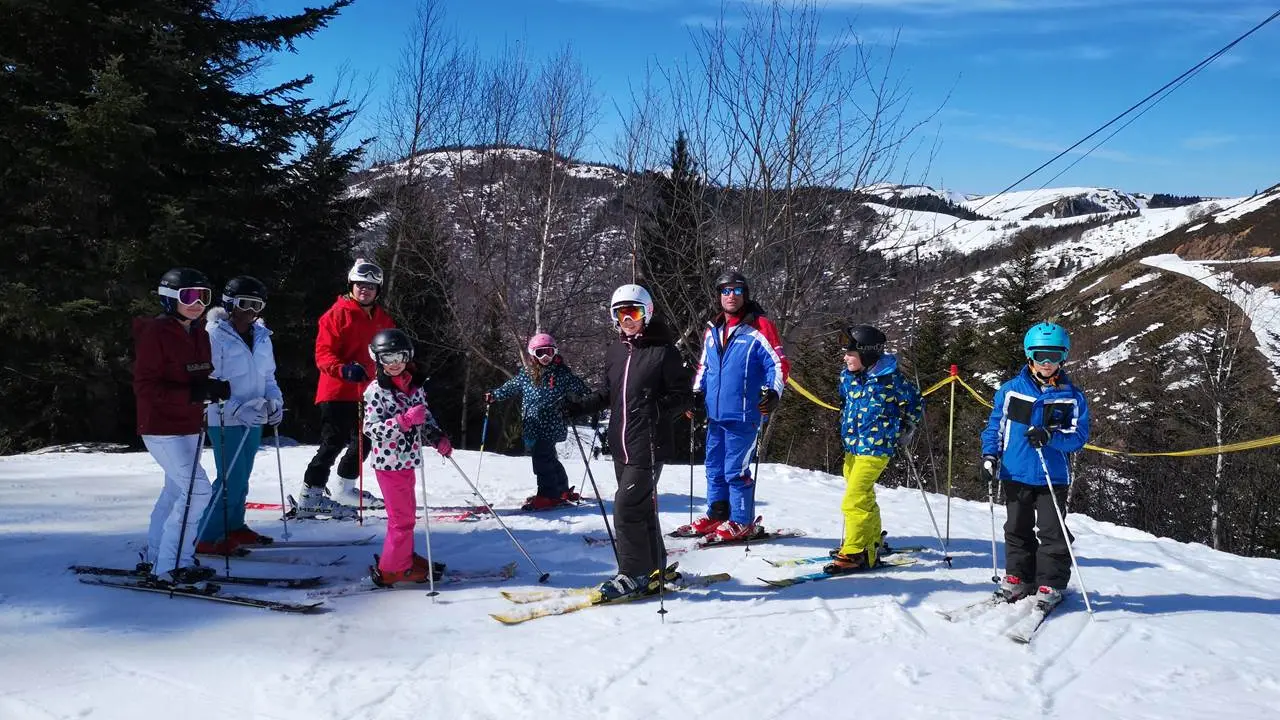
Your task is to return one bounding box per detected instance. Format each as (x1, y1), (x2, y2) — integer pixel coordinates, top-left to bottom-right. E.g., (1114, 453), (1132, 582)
(232, 398), (267, 426)
(266, 398), (284, 426)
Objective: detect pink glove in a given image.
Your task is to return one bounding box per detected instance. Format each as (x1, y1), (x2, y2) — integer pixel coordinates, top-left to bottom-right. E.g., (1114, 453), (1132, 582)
(434, 434), (453, 458)
(396, 404), (427, 430)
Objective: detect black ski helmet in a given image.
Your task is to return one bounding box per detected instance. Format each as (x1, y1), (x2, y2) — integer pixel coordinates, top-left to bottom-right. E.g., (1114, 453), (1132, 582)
(368, 328), (414, 363)
(715, 270), (750, 301)
(158, 267), (212, 314)
(221, 275), (268, 311)
(841, 324), (887, 366)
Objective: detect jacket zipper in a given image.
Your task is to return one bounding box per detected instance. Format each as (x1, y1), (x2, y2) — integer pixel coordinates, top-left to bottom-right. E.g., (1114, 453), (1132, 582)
(620, 344), (633, 464)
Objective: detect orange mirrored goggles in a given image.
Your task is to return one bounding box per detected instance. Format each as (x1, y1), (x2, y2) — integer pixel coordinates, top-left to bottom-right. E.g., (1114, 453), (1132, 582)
(613, 305), (646, 323)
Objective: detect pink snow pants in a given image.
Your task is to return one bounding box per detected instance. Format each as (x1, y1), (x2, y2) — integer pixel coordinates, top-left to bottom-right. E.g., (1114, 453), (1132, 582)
(374, 467), (418, 573)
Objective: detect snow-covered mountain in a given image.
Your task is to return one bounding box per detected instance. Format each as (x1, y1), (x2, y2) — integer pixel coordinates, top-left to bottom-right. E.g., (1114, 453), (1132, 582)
(3, 445), (1279, 719)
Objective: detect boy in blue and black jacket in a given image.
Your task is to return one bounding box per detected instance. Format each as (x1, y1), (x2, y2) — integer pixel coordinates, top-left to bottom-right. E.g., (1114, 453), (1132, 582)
(981, 322), (1090, 609)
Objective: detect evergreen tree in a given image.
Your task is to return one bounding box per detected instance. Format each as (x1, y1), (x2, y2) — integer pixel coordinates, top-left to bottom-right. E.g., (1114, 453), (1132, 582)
(985, 235), (1044, 376)
(0, 0), (366, 452)
(636, 132), (715, 360)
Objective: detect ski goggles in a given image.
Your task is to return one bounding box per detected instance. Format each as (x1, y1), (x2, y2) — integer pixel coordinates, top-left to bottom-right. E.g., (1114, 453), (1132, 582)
(613, 305), (646, 323)
(719, 286), (745, 297)
(226, 295), (266, 313)
(1028, 348), (1067, 365)
(531, 346), (557, 359)
(351, 262), (384, 284)
(375, 350), (411, 366)
(160, 286), (212, 306)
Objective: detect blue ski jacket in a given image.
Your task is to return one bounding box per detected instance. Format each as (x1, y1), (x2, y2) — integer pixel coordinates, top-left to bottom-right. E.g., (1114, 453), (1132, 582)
(981, 366), (1090, 486)
(840, 355), (924, 458)
(693, 311), (786, 425)
(490, 358), (591, 446)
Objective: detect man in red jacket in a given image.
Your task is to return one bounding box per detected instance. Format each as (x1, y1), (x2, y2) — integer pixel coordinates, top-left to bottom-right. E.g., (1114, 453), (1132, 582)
(298, 259), (397, 517)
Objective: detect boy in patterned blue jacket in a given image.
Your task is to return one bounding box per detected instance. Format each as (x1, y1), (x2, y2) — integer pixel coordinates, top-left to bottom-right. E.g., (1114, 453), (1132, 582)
(825, 325), (923, 575)
(981, 322), (1090, 610)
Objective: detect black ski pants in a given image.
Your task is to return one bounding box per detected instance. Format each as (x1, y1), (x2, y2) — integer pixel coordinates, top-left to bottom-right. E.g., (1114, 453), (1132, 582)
(304, 401), (371, 488)
(1003, 480), (1073, 590)
(612, 459), (666, 579)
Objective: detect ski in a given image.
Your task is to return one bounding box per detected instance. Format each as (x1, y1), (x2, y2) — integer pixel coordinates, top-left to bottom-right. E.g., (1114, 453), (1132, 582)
(499, 561), (683, 604)
(1007, 599), (1060, 643)
(762, 547), (928, 568)
(306, 562), (519, 599)
(759, 555), (919, 588)
(251, 535), (376, 550)
(491, 572), (732, 625)
(283, 496), (484, 523)
(69, 564), (324, 589)
(79, 577), (325, 613)
(583, 529), (806, 555)
(197, 551), (346, 567)
(936, 594), (1011, 622)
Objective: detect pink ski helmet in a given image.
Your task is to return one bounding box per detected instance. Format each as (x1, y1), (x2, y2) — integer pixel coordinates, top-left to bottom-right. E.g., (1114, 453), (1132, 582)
(527, 333), (557, 355)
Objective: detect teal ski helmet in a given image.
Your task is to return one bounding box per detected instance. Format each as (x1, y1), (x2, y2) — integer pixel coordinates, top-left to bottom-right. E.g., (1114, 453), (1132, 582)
(1023, 322), (1070, 364)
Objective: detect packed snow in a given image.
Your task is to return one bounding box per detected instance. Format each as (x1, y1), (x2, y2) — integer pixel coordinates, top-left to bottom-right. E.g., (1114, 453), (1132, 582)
(962, 187), (1138, 220)
(2, 441), (1280, 719)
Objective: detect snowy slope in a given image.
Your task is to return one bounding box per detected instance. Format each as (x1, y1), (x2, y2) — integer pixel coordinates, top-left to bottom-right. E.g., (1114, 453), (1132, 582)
(962, 187), (1139, 220)
(1141, 253), (1280, 389)
(3, 444), (1280, 720)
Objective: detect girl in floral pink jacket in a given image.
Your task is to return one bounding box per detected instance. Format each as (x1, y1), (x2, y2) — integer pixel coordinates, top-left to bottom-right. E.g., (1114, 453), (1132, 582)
(362, 329), (453, 586)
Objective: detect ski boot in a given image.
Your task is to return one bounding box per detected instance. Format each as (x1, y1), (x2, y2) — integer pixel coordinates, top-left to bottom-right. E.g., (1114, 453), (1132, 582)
(711, 520), (764, 543)
(1034, 585), (1064, 611)
(412, 553), (446, 582)
(152, 565), (217, 589)
(337, 477), (384, 510)
(228, 527), (273, 546)
(296, 486), (358, 519)
(671, 515), (723, 538)
(823, 550), (871, 575)
(522, 494), (568, 512)
(997, 575), (1035, 602)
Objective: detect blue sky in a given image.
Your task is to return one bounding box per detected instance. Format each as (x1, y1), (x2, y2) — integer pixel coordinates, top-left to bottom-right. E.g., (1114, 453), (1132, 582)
(258, 0), (1280, 197)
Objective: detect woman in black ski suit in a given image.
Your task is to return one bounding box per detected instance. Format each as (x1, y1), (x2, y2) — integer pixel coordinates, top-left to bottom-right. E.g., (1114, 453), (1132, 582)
(564, 283), (692, 600)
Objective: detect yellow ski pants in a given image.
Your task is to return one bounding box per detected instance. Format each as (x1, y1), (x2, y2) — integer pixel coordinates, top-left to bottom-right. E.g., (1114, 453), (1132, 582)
(840, 454), (890, 564)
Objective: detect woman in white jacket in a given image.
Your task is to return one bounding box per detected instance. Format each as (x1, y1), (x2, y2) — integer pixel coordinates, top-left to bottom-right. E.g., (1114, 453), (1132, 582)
(196, 276), (284, 554)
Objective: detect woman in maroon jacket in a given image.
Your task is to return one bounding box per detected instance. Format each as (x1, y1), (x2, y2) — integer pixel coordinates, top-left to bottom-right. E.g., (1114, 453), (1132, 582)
(133, 267), (230, 586)
(297, 259), (397, 517)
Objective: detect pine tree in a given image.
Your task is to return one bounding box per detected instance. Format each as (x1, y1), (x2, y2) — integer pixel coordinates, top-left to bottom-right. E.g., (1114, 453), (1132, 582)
(636, 132), (715, 360)
(985, 235), (1044, 376)
(0, 0), (366, 451)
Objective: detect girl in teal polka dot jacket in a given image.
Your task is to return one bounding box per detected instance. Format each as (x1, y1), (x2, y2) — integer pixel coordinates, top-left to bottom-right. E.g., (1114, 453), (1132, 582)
(485, 333), (592, 510)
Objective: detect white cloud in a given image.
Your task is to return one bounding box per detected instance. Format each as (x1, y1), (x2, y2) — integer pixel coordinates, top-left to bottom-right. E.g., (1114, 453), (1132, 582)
(1181, 133), (1239, 150)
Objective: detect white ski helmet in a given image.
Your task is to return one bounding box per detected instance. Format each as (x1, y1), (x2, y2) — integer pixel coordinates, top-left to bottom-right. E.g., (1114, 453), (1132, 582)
(610, 284), (654, 328)
(347, 259), (384, 286)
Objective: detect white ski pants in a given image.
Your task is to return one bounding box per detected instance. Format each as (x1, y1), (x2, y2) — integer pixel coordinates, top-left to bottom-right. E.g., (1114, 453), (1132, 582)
(142, 434), (212, 572)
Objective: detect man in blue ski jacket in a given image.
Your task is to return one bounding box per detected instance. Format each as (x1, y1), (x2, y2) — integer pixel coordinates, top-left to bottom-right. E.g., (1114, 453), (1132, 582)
(676, 271), (788, 542)
(981, 322), (1090, 611)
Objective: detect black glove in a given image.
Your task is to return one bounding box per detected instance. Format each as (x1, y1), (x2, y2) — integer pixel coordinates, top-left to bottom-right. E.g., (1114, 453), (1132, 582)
(899, 419), (919, 450)
(340, 362), (368, 382)
(561, 395), (588, 421)
(980, 455), (999, 485)
(1025, 426), (1051, 449)
(758, 388), (780, 415)
(190, 378), (231, 404)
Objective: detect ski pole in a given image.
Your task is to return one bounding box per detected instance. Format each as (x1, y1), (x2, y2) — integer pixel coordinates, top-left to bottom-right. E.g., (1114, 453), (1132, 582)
(570, 423), (618, 565)
(273, 423), (291, 540)
(356, 402), (365, 526)
(172, 418), (209, 580)
(903, 446), (952, 567)
(744, 415), (767, 555)
(442, 456), (550, 582)
(418, 441), (438, 599)
(473, 402), (490, 501)
(578, 412), (601, 492)
(215, 403), (231, 576)
(688, 414), (696, 527)
(1035, 447), (1094, 615)
(984, 456), (999, 583)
